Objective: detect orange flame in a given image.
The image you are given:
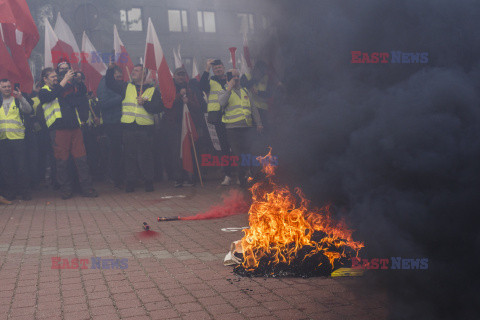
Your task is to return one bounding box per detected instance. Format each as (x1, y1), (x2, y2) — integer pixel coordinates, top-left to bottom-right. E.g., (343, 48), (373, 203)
(240, 148), (364, 273)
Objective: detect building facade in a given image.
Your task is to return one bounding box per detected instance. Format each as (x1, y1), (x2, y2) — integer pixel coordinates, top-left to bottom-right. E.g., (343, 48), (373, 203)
(27, 0), (276, 79)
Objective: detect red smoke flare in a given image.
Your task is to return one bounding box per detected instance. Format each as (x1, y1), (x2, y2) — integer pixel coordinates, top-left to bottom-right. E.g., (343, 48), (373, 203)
(136, 230), (159, 239)
(180, 189), (249, 220)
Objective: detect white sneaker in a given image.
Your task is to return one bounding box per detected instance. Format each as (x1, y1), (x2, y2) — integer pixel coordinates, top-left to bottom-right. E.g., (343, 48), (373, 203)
(221, 176), (232, 186)
(236, 178), (241, 185)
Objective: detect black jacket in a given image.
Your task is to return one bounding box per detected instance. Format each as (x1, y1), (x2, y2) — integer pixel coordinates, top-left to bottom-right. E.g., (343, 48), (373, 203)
(199, 71), (226, 94)
(38, 82), (89, 130)
(105, 68), (164, 129)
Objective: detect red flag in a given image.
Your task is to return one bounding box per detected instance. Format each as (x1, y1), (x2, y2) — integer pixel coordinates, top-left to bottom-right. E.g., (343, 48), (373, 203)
(113, 24), (134, 82)
(229, 47), (237, 69)
(181, 103), (198, 173)
(3, 0), (39, 58)
(0, 0), (38, 92)
(243, 32), (252, 69)
(1, 23), (33, 92)
(54, 13), (80, 70)
(144, 18), (175, 108)
(0, 25), (20, 81)
(0, 1), (15, 24)
(81, 31), (106, 95)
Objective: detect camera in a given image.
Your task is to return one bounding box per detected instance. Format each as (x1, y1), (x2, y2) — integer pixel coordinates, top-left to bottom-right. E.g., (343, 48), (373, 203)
(226, 72), (233, 81)
(73, 72), (84, 83)
(57, 70), (68, 82)
(14, 83), (20, 91)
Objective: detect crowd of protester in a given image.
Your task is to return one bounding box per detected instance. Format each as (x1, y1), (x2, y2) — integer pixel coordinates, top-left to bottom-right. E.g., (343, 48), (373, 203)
(0, 57), (278, 202)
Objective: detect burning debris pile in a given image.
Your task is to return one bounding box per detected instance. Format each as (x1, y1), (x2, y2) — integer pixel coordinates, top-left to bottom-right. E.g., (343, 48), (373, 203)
(232, 150), (364, 277)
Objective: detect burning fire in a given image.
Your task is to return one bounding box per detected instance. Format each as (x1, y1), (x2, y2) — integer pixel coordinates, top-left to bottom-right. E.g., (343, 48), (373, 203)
(236, 149), (364, 276)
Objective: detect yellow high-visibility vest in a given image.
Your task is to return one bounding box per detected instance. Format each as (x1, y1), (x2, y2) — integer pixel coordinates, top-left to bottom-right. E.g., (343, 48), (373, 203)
(41, 85), (62, 128)
(0, 98), (25, 140)
(31, 97), (41, 113)
(207, 79), (223, 112)
(222, 88), (252, 126)
(121, 84), (155, 125)
(41, 85), (83, 127)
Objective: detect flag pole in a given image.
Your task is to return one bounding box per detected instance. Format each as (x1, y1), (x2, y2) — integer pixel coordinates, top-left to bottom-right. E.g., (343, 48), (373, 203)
(125, 66), (132, 82)
(186, 104), (203, 187)
(140, 50), (145, 96)
(139, 65), (145, 96)
(88, 102), (100, 126)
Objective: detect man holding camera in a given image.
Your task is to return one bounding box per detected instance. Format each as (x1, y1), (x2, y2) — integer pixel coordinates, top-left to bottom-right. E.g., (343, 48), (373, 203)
(0, 79), (33, 201)
(218, 69), (263, 187)
(199, 59), (233, 185)
(38, 62), (97, 199)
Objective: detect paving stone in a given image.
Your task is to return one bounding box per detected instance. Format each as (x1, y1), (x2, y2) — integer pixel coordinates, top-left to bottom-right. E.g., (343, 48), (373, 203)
(0, 182), (388, 320)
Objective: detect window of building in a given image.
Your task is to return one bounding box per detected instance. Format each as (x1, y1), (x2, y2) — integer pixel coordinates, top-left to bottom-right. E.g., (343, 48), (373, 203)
(197, 11), (216, 33)
(168, 9), (188, 32)
(120, 8), (143, 31)
(237, 13), (254, 34)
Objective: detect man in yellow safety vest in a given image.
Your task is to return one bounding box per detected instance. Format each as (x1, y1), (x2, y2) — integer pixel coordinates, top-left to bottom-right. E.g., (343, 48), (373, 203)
(106, 63), (164, 193)
(199, 59), (233, 185)
(218, 69), (263, 187)
(38, 63), (98, 200)
(0, 78), (33, 200)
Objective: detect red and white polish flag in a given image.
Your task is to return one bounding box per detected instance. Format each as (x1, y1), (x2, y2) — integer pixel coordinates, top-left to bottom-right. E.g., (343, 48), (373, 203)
(43, 18), (58, 69)
(1, 23), (33, 92)
(144, 18), (175, 108)
(0, 0), (39, 92)
(1, 0), (39, 58)
(243, 31), (252, 69)
(0, 24), (20, 82)
(53, 12), (80, 70)
(81, 31), (106, 95)
(113, 24), (134, 82)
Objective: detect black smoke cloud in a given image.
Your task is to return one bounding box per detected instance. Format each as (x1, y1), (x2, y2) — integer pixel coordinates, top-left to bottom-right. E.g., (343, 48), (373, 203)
(265, 0), (480, 319)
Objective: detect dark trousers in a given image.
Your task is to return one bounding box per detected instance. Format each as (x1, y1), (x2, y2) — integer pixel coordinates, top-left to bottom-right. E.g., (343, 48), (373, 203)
(168, 123), (183, 183)
(83, 127), (100, 179)
(226, 127), (254, 185)
(25, 132), (40, 186)
(167, 122), (196, 183)
(123, 127), (154, 183)
(215, 123), (232, 177)
(104, 124), (123, 185)
(40, 129), (57, 187)
(50, 129), (92, 194)
(0, 139), (30, 198)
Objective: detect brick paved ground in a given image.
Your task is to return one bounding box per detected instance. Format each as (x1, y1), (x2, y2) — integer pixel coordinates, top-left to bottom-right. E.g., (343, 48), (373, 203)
(0, 181), (388, 320)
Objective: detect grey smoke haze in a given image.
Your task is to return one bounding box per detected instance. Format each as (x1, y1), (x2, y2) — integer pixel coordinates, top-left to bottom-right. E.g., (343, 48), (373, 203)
(265, 0), (480, 319)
